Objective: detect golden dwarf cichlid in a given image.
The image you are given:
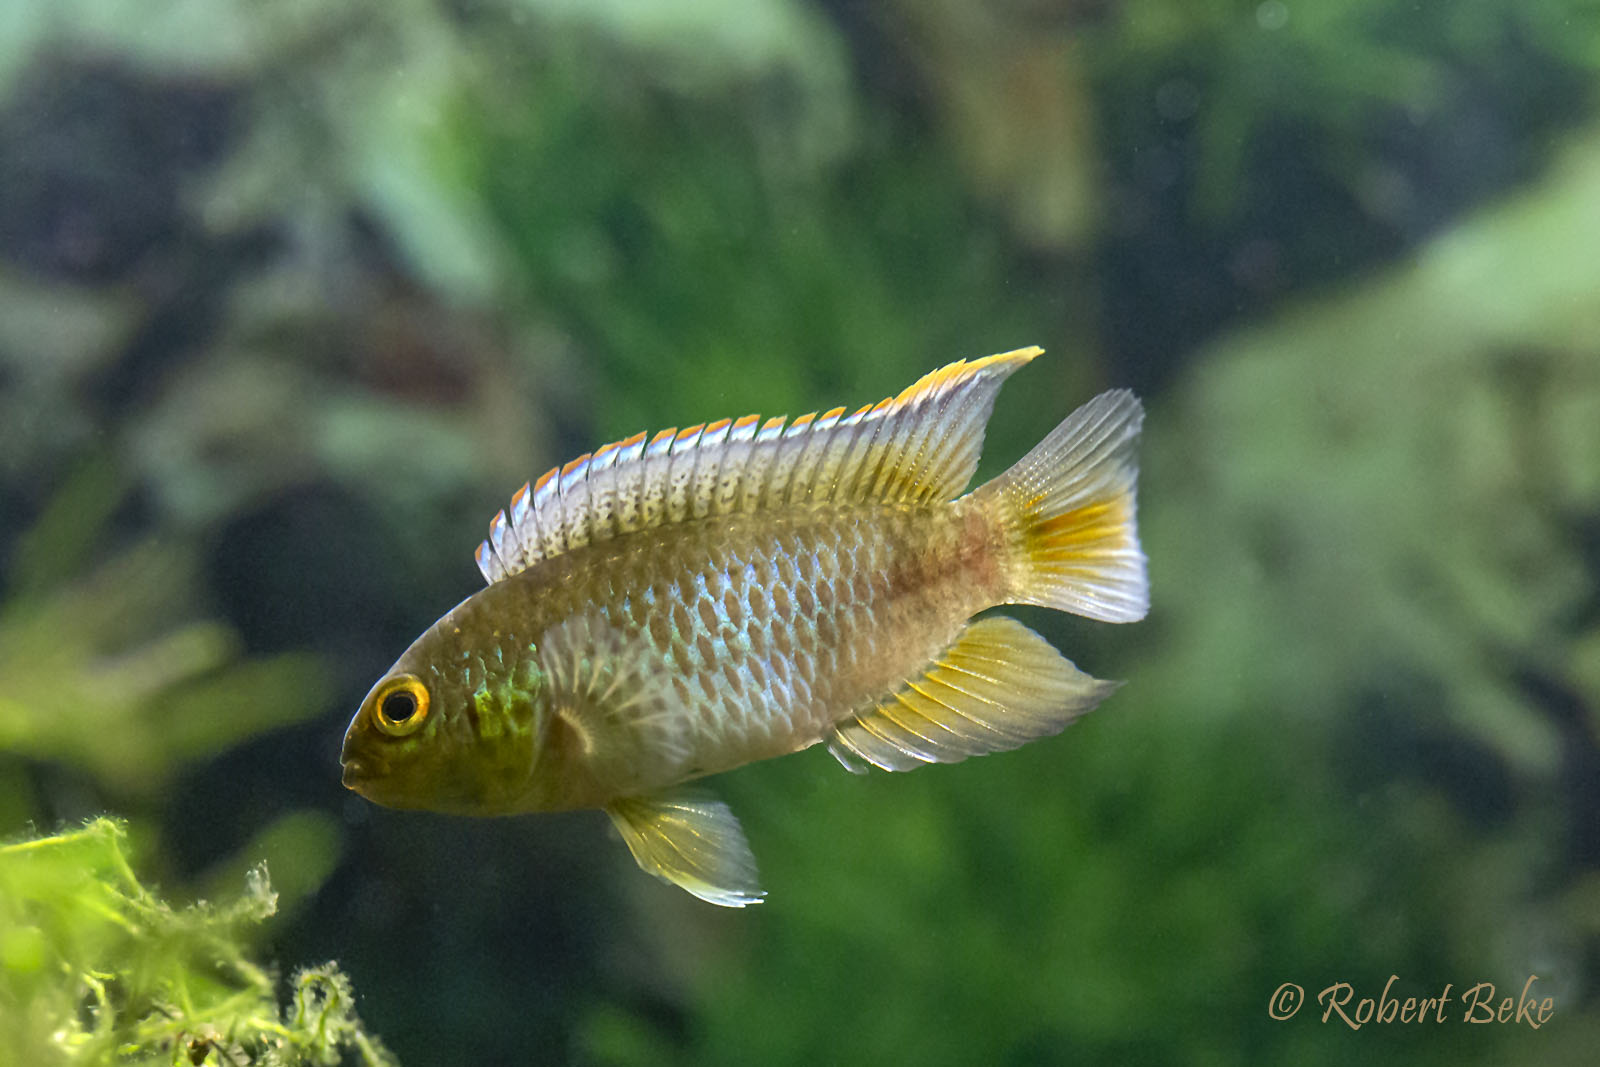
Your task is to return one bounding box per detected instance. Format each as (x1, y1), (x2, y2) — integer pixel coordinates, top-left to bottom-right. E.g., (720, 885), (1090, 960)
(340, 347), (1147, 906)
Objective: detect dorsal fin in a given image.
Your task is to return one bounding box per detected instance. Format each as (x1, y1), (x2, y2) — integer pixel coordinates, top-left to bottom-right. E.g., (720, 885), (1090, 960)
(476, 347), (1042, 583)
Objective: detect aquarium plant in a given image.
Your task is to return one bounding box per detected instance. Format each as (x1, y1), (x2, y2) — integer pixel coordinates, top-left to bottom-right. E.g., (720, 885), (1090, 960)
(0, 818), (393, 1066)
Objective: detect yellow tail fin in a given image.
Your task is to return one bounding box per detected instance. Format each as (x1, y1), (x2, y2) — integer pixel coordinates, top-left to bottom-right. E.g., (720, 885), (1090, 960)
(977, 389), (1148, 622)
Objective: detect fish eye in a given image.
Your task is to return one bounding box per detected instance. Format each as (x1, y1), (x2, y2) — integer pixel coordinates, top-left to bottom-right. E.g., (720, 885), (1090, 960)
(372, 674), (430, 737)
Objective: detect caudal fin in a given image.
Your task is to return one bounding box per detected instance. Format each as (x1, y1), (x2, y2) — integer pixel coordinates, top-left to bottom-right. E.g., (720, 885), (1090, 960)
(975, 389), (1148, 622)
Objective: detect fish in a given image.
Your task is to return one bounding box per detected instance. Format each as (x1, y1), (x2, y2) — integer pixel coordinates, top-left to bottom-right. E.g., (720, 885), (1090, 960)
(340, 347), (1147, 906)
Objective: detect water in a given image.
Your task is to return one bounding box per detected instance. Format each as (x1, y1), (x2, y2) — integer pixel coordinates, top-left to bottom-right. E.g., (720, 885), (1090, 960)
(1, 1), (1597, 1063)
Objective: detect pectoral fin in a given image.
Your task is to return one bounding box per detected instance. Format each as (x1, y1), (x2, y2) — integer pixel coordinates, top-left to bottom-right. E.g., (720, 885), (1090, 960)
(537, 610), (689, 789)
(605, 789), (765, 907)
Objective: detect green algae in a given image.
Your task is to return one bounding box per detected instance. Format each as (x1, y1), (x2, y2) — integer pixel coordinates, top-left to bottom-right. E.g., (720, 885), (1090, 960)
(0, 818), (393, 1067)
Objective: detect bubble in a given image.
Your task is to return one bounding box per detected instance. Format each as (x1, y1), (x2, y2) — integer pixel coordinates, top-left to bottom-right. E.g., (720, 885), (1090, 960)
(1257, 1), (1289, 31)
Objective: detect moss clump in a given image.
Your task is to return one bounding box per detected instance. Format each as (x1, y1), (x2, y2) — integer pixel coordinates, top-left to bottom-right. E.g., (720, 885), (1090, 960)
(0, 818), (393, 1067)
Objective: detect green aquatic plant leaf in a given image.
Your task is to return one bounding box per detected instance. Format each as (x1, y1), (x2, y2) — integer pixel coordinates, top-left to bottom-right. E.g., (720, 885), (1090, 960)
(0, 531), (327, 797)
(0, 818), (394, 1067)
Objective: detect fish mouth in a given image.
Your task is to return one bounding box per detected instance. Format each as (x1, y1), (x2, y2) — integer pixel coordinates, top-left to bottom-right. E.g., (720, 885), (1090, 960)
(341, 756), (383, 791)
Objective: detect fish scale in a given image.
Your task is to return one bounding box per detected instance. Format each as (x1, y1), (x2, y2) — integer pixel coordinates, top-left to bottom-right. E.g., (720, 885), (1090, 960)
(341, 348), (1148, 906)
(517, 504), (994, 788)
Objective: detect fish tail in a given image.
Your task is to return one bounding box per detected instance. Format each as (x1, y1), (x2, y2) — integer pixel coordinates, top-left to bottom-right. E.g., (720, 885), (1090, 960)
(975, 389), (1148, 622)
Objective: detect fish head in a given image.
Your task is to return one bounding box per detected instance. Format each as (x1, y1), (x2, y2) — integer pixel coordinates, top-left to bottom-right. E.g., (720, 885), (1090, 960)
(340, 604), (539, 814)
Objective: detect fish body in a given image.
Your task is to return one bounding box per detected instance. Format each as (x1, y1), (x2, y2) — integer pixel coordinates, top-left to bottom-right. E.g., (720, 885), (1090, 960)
(341, 347), (1147, 905)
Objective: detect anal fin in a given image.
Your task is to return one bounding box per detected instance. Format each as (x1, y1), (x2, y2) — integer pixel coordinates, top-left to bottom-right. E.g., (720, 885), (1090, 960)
(606, 788), (765, 907)
(828, 616), (1118, 773)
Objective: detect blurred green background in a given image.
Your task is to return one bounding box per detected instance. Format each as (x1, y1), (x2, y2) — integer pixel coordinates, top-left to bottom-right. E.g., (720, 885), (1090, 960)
(3, 0), (1599, 1063)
